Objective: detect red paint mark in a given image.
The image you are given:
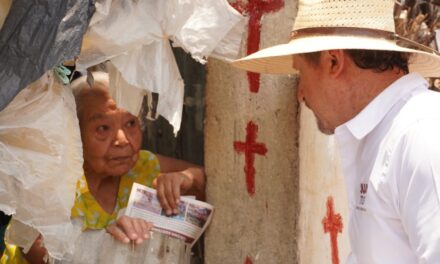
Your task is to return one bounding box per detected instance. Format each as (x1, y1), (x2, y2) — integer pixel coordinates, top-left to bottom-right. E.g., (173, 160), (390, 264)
(244, 256), (253, 264)
(232, 0), (284, 93)
(234, 121), (268, 197)
(248, 72), (260, 93)
(322, 197), (343, 264)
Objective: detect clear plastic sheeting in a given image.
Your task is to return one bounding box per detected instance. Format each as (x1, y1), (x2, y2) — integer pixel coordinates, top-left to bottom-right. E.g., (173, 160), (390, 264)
(0, 72), (84, 260)
(5, 219), (40, 254)
(55, 227), (191, 264)
(0, 0), (94, 111)
(77, 0), (245, 133)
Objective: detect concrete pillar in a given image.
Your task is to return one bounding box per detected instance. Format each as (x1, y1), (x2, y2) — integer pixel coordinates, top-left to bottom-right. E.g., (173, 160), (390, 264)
(298, 107), (350, 264)
(204, 1), (350, 263)
(204, 1), (300, 263)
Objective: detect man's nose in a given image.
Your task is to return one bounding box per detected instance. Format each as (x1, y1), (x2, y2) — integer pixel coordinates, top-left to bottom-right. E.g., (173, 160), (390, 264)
(114, 129), (129, 146)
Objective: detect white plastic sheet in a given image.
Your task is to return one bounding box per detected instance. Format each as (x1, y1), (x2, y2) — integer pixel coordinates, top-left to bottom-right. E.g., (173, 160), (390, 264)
(77, 0), (245, 134)
(0, 72), (84, 259)
(55, 220), (190, 264)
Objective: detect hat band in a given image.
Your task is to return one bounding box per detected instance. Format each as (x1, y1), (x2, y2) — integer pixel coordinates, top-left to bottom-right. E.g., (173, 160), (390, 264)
(290, 27), (440, 55)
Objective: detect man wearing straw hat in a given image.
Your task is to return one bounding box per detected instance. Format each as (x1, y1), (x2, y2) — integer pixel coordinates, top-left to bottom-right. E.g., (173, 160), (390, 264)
(233, 0), (440, 263)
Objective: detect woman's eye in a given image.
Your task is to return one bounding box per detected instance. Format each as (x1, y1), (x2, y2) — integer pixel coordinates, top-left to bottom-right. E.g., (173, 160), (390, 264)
(97, 125), (110, 133)
(126, 119), (137, 127)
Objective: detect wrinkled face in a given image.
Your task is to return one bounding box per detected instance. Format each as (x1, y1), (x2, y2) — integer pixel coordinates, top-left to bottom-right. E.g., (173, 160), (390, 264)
(79, 89), (142, 177)
(293, 54), (336, 135)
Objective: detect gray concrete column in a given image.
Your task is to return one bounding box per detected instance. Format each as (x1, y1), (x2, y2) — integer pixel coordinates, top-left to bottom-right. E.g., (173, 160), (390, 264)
(204, 1), (300, 263)
(298, 107), (350, 264)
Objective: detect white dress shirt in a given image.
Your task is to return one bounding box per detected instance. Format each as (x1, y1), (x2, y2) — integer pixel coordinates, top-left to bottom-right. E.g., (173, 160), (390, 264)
(335, 73), (440, 264)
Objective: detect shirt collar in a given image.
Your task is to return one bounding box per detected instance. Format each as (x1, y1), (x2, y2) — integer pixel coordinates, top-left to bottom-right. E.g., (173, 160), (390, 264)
(336, 73), (428, 140)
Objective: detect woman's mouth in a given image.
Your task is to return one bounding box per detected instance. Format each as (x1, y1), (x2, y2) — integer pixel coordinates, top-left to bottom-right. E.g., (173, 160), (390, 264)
(108, 156), (131, 161)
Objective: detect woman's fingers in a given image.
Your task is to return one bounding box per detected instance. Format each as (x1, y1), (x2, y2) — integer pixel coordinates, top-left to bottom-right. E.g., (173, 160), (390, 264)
(117, 216), (138, 241)
(172, 179), (181, 207)
(107, 216), (152, 245)
(156, 181), (172, 215)
(106, 222), (131, 244)
(139, 220), (153, 239)
(130, 217), (152, 243)
(164, 178), (177, 213)
(156, 173), (187, 215)
(130, 217), (144, 244)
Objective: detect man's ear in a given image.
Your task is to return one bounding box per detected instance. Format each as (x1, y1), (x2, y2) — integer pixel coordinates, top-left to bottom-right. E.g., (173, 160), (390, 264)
(323, 49), (345, 77)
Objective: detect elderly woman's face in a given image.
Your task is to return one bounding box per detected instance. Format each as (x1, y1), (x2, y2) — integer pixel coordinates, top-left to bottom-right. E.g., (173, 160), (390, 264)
(79, 89), (142, 177)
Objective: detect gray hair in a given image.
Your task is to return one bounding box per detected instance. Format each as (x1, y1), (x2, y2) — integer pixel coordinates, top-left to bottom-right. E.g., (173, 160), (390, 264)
(71, 71), (110, 119)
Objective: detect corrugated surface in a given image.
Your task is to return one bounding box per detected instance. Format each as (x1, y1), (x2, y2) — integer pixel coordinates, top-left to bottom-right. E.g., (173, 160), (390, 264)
(0, 0), (94, 110)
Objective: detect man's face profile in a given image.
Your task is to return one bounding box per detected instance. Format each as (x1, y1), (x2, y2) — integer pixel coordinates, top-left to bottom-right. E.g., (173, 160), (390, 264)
(293, 54), (336, 135)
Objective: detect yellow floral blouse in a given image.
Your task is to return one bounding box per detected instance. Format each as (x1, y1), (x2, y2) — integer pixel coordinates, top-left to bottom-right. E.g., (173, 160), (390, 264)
(1, 150), (160, 264)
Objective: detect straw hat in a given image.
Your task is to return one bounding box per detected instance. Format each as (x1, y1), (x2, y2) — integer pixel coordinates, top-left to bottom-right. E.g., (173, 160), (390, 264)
(232, 0), (440, 77)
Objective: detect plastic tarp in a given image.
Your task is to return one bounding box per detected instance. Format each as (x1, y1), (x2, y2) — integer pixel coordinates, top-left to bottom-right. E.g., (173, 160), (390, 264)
(55, 220), (190, 264)
(0, 72), (84, 260)
(0, 0), (95, 111)
(77, 0), (246, 134)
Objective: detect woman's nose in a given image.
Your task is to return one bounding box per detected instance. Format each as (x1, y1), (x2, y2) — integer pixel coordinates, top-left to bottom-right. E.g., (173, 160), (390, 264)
(114, 129), (129, 146)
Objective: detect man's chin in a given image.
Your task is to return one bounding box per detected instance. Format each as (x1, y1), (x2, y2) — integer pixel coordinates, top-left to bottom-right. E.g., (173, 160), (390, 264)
(317, 121), (335, 135)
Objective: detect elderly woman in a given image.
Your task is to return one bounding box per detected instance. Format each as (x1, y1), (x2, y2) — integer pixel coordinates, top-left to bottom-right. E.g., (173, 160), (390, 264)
(1, 72), (205, 263)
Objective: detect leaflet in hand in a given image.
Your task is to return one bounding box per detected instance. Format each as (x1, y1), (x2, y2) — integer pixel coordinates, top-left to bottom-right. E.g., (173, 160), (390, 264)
(125, 183), (214, 246)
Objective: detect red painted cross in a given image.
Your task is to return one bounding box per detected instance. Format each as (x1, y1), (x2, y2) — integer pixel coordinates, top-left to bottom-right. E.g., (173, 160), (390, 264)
(234, 121), (268, 197)
(322, 196), (343, 264)
(244, 256), (253, 264)
(232, 0), (284, 93)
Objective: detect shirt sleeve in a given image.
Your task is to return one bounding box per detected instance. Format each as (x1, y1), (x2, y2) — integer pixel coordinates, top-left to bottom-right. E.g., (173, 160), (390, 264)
(396, 120), (440, 263)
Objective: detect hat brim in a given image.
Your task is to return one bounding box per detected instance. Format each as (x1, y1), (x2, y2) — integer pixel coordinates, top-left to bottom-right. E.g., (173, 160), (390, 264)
(232, 35), (440, 77)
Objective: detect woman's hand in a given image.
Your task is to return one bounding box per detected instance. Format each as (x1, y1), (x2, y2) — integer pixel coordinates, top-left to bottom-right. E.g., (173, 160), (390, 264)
(154, 155), (206, 216)
(106, 216), (152, 245)
(23, 234), (47, 264)
(153, 171), (193, 216)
